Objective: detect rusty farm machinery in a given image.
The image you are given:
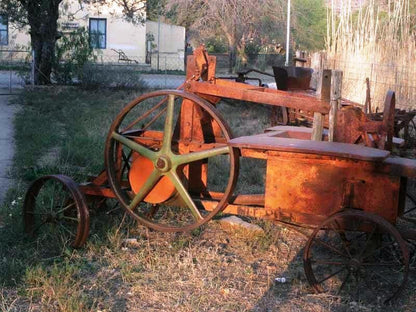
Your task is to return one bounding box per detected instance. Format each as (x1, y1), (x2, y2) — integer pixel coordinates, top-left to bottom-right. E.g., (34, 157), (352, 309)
(23, 46), (416, 303)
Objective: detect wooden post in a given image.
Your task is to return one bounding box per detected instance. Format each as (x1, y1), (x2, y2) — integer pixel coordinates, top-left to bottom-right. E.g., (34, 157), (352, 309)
(312, 69), (331, 141)
(328, 70), (343, 142)
(318, 69), (332, 101)
(311, 112), (324, 141)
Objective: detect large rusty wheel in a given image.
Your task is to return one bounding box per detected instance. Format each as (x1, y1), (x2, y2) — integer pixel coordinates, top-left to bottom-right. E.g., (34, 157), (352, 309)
(23, 175), (90, 250)
(303, 209), (409, 304)
(105, 90), (239, 232)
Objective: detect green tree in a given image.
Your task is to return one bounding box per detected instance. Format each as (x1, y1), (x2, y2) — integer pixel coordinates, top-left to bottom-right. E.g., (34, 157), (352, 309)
(166, 0), (286, 72)
(0, 0), (145, 85)
(146, 0), (167, 21)
(292, 0), (326, 50)
(53, 27), (94, 84)
(0, 0), (63, 84)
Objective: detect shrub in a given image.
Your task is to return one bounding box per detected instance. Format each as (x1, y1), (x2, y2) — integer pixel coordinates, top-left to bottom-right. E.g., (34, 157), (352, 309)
(53, 27), (95, 84)
(80, 64), (148, 90)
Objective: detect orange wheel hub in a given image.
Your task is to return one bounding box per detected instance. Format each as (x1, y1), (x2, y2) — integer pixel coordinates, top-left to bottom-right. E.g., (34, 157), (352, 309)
(129, 154), (176, 204)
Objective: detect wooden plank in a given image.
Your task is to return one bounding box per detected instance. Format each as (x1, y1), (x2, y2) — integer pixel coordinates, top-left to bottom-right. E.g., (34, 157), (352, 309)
(228, 135), (390, 161)
(311, 112), (324, 141)
(377, 157), (416, 178)
(318, 69), (331, 100)
(186, 80), (330, 114)
(328, 70), (343, 142)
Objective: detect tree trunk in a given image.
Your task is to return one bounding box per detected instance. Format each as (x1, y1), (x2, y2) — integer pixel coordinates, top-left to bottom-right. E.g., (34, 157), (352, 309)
(27, 0), (61, 85)
(228, 45), (236, 73)
(32, 35), (56, 85)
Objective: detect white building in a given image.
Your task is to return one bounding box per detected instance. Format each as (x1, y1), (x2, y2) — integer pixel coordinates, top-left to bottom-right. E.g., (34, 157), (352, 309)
(0, 1), (185, 70)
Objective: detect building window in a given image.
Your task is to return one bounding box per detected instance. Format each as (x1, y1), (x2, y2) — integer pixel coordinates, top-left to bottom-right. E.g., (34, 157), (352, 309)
(0, 15), (8, 46)
(89, 18), (106, 49)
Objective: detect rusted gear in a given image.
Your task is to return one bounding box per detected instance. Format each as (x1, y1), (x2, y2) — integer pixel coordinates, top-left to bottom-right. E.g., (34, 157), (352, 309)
(303, 209), (409, 304)
(23, 174), (90, 249)
(105, 90), (239, 232)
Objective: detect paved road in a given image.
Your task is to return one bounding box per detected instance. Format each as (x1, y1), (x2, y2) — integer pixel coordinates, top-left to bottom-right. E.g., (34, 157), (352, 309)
(140, 74), (185, 89)
(0, 95), (19, 204)
(0, 71), (24, 94)
(0, 70), (185, 90)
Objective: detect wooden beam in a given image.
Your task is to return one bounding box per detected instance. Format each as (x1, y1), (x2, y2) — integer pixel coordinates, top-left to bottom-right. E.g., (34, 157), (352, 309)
(328, 70), (343, 142)
(311, 112), (324, 141)
(186, 80), (330, 114)
(318, 69), (331, 100)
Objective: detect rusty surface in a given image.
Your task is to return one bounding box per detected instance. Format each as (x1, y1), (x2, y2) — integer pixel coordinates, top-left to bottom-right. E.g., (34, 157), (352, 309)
(23, 174), (90, 248)
(273, 66), (313, 90)
(303, 209), (409, 304)
(229, 133), (390, 161)
(20, 45), (413, 304)
(264, 155), (401, 225)
(376, 156), (416, 178)
(29, 45), (416, 246)
(104, 89), (239, 232)
(334, 91), (395, 150)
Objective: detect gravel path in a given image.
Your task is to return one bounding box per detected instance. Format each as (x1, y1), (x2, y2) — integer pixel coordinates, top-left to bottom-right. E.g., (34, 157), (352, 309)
(0, 95), (19, 204)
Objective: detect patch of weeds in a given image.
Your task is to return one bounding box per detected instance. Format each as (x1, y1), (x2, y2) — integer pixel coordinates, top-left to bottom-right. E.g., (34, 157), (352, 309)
(119, 261), (145, 283)
(24, 261), (94, 311)
(235, 158), (266, 194)
(170, 233), (193, 251)
(13, 87), (143, 182)
(216, 99), (272, 137)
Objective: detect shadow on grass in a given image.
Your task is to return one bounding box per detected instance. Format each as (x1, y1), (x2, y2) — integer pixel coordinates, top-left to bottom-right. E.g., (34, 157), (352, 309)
(252, 225), (416, 312)
(0, 193), (130, 310)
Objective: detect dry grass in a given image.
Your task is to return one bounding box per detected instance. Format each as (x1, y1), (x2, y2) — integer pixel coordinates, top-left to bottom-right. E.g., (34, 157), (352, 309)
(0, 88), (415, 311)
(325, 0), (416, 111)
(4, 217), (415, 311)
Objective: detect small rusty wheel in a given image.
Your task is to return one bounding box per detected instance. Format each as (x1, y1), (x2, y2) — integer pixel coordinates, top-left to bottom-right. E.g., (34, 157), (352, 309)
(105, 90), (239, 232)
(23, 175), (90, 250)
(303, 209), (409, 304)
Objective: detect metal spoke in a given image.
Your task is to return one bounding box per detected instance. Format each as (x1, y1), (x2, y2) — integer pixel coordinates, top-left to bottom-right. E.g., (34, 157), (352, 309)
(311, 259), (346, 266)
(60, 216), (79, 222)
(55, 202), (76, 215)
(128, 169), (161, 211)
(121, 150), (132, 173)
(175, 145), (230, 166)
(161, 94), (175, 153)
(337, 271), (351, 295)
(331, 220), (353, 259)
(361, 262), (399, 267)
(357, 224), (377, 259)
(354, 274), (361, 301)
(366, 267), (396, 286)
(112, 132), (156, 160)
(58, 223), (75, 236)
(122, 96), (168, 132)
(32, 219), (49, 234)
(403, 205), (416, 214)
(167, 171), (203, 221)
(317, 267), (346, 284)
(142, 107), (167, 131)
(314, 237), (349, 259)
(25, 211), (50, 216)
(362, 240), (395, 260)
